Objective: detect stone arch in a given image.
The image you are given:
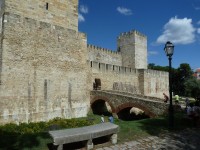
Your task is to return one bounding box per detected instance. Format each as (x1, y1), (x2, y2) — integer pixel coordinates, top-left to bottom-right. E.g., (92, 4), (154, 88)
(90, 96), (116, 113)
(115, 102), (156, 118)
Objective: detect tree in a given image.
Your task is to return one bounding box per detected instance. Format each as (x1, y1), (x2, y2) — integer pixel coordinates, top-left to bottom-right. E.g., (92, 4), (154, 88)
(148, 63), (169, 71)
(184, 77), (200, 99)
(173, 63), (193, 95)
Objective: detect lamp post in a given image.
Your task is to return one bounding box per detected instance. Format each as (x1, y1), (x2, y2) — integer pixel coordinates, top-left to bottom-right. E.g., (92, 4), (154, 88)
(164, 41), (174, 128)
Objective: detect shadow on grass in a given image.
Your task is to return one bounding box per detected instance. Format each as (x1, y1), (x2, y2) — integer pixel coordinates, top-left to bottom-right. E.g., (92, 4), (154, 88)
(0, 132), (51, 150)
(114, 111), (194, 143)
(139, 112), (194, 133)
(0, 111), (195, 149)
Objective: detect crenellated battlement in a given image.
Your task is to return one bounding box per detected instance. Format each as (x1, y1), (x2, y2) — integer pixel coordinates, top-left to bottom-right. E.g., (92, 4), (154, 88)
(87, 44), (119, 54)
(0, 0), (169, 125)
(87, 44), (122, 66)
(117, 29), (146, 39)
(88, 60), (138, 75)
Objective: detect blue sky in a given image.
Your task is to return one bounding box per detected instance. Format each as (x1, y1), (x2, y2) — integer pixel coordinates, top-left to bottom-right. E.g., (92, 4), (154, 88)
(78, 0), (200, 70)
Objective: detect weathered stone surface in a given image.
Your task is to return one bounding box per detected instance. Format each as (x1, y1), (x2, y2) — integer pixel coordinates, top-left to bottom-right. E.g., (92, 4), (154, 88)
(0, 0), (89, 124)
(90, 90), (168, 117)
(117, 30), (147, 69)
(87, 44), (122, 66)
(0, 0), (169, 124)
(49, 122), (118, 145)
(3, 0), (78, 31)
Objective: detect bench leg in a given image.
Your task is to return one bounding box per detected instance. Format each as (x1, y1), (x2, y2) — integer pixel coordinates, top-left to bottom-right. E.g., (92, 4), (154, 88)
(87, 139), (93, 150)
(111, 134), (117, 144)
(53, 144), (63, 150)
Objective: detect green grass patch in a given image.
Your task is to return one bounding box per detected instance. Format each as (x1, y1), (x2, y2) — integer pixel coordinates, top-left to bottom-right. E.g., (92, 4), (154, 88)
(0, 111), (194, 149)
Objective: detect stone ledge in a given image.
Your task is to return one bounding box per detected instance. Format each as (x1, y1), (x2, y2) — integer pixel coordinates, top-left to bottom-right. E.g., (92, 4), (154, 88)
(49, 122), (118, 146)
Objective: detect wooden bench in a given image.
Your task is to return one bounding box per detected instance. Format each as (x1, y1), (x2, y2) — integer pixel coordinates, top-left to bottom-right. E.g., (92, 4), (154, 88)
(48, 122), (118, 150)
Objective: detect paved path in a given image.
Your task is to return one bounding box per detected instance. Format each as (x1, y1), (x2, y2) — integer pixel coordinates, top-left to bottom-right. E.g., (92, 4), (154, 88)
(95, 128), (200, 150)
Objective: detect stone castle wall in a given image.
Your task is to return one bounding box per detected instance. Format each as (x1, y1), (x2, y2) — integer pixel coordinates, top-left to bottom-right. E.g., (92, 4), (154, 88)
(89, 61), (168, 99)
(87, 44), (122, 66)
(139, 69), (169, 98)
(0, 0), (169, 124)
(89, 61), (140, 94)
(88, 30), (167, 99)
(0, 11), (89, 124)
(3, 0), (78, 31)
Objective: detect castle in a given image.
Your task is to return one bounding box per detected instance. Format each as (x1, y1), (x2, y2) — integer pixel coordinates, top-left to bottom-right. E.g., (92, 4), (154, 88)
(0, 0), (168, 124)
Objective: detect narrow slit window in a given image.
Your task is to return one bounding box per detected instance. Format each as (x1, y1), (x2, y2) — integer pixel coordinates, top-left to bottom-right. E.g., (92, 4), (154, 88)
(90, 61), (93, 67)
(46, 3), (49, 10)
(44, 79), (47, 101)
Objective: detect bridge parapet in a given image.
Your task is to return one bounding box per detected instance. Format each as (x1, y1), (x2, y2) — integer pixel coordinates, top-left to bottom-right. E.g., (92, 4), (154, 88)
(90, 90), (168, 117)
(103, 90), (163, 102)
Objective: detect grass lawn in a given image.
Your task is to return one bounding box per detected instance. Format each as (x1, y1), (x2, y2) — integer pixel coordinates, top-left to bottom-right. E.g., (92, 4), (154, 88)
(0, 111), (194, 150)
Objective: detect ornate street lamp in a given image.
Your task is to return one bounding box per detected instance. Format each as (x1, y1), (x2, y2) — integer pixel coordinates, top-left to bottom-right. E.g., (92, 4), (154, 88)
(164, 41), (174, 128)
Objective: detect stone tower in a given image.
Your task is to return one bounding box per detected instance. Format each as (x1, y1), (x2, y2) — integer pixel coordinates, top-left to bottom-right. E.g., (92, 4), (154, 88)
(0, 0), (89, 124)
(0, 0), (78, 31)
(117, 30), (147, 69)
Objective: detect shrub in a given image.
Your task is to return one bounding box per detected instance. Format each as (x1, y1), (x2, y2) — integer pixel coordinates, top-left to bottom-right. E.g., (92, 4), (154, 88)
(0, 117), (94, 135)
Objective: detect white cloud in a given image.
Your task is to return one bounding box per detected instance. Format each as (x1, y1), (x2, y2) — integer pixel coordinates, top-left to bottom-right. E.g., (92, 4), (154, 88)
(78, 5), (88, 23)
(197, 28), (200, 34)
(78, 13), (85, 22)
(192, 3), (200, 10)
(148, 51), (158, 56)
(156, 16), (196, 45)
(194, 6), (200, 10)
(197, 21), (200, 25)
(80, 5), (88, 14)
(117, 7), (132, 16)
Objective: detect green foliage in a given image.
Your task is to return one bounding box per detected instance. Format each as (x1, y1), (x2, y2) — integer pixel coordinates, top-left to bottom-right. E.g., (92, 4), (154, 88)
(173, 63), (193, 95)
(0, 117), (94, 149)
(0, 112), (195, 149)
(47, 117), (93, 130)
(148, 63), (169, 71)
(0, 117), (93, 135)
(184, 77), (200, 99)
(0, 123), (18, 135)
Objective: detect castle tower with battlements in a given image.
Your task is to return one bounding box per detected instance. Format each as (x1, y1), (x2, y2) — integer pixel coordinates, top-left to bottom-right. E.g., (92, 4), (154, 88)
(0, 0), (168, 124)
(117, 30), (147, 69)
(0, 0), (90, 124)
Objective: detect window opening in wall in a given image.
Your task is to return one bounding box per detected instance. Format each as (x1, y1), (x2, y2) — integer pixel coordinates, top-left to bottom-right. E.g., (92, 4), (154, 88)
(90, 61), (93, 67)
(113, 65), (115, 70)
(46, 3), (49, 10)
(130, 68), (132, 72)
(106, 64), (108, 70)
(125, 67), (126, 72)
(44, 79), (47, 101)
(95, 78), (101, 90)
(119, 67), (120, 71)
(99, 63), (100, 69)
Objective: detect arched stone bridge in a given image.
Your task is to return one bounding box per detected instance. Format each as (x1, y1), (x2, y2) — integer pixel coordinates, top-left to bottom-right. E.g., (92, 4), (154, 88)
(90, 90), (169, 117)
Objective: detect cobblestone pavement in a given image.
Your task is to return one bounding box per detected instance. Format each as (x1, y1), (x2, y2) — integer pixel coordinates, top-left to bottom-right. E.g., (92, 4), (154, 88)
(95, 128), (200, 150)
